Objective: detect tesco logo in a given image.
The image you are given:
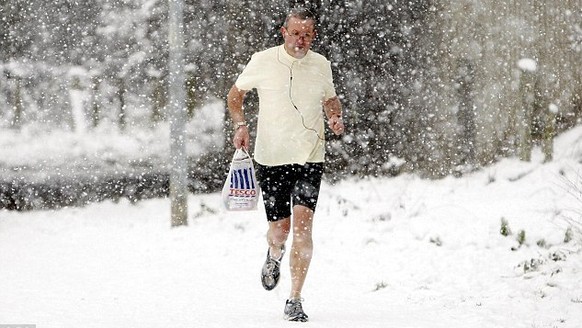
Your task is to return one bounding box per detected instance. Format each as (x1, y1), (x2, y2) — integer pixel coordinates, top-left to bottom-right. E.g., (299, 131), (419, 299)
(230, 188), (257, 196)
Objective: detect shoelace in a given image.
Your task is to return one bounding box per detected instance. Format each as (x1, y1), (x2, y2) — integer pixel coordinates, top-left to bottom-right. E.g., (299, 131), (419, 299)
(264, 259), (278, 273)
(264, 248), (283, 277)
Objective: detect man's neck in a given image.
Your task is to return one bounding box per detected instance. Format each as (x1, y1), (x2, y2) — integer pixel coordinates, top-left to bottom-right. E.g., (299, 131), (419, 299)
(283, 44), (308, 59)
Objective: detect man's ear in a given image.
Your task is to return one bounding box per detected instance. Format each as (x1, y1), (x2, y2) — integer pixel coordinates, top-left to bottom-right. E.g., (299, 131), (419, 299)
(280, 26), (287, 38)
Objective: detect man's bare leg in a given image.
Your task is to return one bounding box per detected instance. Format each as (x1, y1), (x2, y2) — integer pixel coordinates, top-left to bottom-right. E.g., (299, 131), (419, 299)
(267, 218), (290, 259)
(261, 218), (291, 291)
(288, 205), (314, 300)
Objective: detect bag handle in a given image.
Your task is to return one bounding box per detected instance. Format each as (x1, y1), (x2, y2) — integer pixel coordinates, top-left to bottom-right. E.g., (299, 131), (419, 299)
(233, 147), (252, 161)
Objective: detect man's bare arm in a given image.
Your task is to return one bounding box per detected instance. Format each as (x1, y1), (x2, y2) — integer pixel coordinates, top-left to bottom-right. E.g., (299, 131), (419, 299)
(227, 85), (250, 149)
(227, 85), (247, 123)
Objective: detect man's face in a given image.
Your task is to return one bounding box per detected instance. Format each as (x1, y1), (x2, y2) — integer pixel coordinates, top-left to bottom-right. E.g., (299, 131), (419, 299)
(281, 17), (316, 59)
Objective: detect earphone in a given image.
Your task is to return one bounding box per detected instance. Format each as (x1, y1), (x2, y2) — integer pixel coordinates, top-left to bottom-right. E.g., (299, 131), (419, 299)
(276, 49), (326, 141)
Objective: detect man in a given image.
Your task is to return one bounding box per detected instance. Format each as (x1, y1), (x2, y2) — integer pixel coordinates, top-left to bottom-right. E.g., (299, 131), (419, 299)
(226, 8), (344, 322)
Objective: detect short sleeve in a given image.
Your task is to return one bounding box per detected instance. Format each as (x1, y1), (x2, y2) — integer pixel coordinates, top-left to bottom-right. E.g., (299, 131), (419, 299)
(235, 53), (262, 91)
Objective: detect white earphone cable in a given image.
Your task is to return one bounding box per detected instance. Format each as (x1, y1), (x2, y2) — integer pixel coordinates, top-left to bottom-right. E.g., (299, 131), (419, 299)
(276, 49), (325, 141)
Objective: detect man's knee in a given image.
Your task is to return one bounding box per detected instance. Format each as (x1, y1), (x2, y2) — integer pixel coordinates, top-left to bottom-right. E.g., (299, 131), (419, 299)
(292, 229), (313, 251)
(291, 237), (313, 260)
(269, 219), (291, 243)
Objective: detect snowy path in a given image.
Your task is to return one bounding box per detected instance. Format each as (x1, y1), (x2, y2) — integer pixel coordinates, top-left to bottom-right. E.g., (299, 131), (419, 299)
(1, 178), (581, 328)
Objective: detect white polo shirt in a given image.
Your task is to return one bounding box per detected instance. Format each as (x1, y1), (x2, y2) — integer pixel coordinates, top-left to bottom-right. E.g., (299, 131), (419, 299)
(235, 45), (337, 166)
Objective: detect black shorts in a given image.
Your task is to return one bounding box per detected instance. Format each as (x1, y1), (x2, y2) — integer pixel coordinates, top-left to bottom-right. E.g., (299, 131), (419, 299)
(255, 162), (323, 222)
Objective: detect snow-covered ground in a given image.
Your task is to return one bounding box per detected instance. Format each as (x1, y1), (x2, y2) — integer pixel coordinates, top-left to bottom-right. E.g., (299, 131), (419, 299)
(1, 126), (582, 328)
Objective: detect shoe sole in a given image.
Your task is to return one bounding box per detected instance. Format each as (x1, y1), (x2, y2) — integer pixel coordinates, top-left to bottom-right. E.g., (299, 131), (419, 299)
(284, 314), (308, 322)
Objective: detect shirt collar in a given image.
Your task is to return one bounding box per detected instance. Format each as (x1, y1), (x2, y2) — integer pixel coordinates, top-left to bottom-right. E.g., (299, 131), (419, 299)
(278, 44), (310, 65)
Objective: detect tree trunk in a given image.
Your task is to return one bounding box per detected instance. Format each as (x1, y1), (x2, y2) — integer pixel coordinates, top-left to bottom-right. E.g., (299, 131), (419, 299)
(11, 77), (23, 129)
(518, 70), (535, 162)
(151, 77), (166, 124)
(186, 73), (197, 119)
(541, 109), (555, 163)
(91, 76), (101, 128)
(456, 58), (476, 165)
(117, 78), (127, 131)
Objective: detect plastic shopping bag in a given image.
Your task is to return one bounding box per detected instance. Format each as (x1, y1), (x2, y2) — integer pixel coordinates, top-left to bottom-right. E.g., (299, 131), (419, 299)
(222, 148), (260, 211)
